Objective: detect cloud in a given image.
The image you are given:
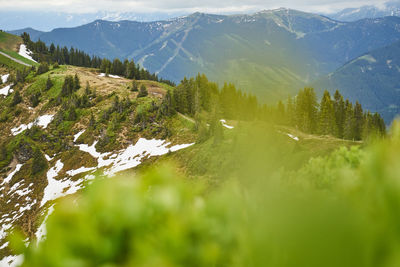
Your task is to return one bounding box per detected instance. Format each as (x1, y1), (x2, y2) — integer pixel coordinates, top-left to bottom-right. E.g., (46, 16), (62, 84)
(0, 0), (390, 14)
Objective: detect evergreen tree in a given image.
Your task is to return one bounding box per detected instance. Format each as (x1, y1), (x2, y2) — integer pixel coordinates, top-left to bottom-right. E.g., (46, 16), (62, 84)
(333, 90), (345, 138)
(132, 80), (139, 92)
(85, 81), (91, 95)
(160, 90), (175, 117)
(286, 96), (295, 126)
(46, 75), (53, 91)
(353, 101), (364, 141)
(31, 148), (47, 175)
(74, 74), (81, 90)
(344, 101), (354, 140)
(318, 90), (337, 135)
(67, 106), (77, 121)
(61, 76), (75, 97)
(36, 62), (49, 75)
(295, 88), (318, 133)
(11, 90), (22, 107)
(89, 113), (96, 129)
(137, 84), (148, 98)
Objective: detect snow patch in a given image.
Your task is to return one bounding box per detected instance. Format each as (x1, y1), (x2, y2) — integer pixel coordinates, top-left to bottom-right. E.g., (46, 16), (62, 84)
(2, 164), (23, 185)
(0, 255), (23, 267)
(18, 44), (37, 63)
(287, 134), (299, 141)
(1, 74), (9, 83)
(35, 205), (54, 243)
(45, 154), (54, 162)
(98, 73), (120, 78)
(0, 84), (13, 97)
(160, 41), (168, 51)
(40, 160), (65, 207)
(220, 119), (234, 129)
(66, 167), (96, 177)
(77, 138), (194, 176)
(73, 130), (85, 142)
(11, 114), (54, 135)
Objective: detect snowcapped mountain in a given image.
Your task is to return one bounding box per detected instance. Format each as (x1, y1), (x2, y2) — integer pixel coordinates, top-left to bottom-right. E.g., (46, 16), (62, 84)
(327, 1), (400, 21)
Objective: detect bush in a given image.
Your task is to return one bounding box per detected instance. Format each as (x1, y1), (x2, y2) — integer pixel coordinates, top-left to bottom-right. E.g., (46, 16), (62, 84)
(137, 84), (148, 98)
(10, 90), (22, 107)
(31, 148), (47, 175)
(19, 166), (239, 266)
(131, 80), (139, 92)
(36, 62), (49, 75)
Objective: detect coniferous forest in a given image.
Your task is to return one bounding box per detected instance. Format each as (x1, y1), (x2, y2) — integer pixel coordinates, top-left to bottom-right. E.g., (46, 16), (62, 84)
(20, 32), (386, 142)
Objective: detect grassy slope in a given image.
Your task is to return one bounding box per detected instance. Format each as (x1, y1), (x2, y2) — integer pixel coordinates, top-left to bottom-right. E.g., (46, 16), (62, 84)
(0, 31), (38, 68)
(138, 120), (360, 186)
(0, 31), (21, 51)
(0, 64), (197, 257)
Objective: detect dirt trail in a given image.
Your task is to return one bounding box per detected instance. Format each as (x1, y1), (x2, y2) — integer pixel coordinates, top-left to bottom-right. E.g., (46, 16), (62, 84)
(0, 51), (32, 67)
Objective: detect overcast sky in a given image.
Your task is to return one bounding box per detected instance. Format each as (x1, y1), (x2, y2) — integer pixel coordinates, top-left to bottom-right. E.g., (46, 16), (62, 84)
(0, 0), (390, 14)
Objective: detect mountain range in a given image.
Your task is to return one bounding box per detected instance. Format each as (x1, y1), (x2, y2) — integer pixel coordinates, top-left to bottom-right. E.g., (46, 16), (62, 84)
(327, 1), (400, 22)
(9, 9), (400, 107)
(314, 40), (400, 122)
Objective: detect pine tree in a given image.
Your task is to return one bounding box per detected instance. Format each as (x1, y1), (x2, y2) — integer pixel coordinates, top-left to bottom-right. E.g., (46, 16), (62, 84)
(89, 113), (96, 129)
(36, 62), (49, 75)
(67, 106), (77, 121)
(333, 90), (345, 138)
(46, 75), (53, 91)
(344, 101), (354, 140)
(61, 76), (75, 97)
(286, 96), (295, 126)
(353, 101), (363, 141)
(132, 80), (139, 92)
(137, 84), (148, 98)
(295, 88), (318, 133)
(85, 81), (91, 95)
(11, 90), (22, 107)
(74, 74), (80, 90)
(318, 90), (337, 135)
(32, 148), (47, 175)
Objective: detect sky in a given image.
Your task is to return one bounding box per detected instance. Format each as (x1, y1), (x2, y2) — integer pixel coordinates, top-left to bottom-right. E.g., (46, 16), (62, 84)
(0, 0), (390, 14)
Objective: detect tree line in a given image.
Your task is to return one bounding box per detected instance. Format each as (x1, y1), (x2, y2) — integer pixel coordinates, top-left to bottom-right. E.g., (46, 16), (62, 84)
(20, 32), (175, 86)
(19, 33), (385, 141)
(160, 76), (385, 141)
(279, 88), (385, 140)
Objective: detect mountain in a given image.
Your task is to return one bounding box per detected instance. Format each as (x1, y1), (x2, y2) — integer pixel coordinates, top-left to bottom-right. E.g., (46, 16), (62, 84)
(0, 11), (186, 32)
(10, 9), (400, 103)
(314, 40), (400, 123)
(9, 27), (44, 41)
(327, 1), (400, 21)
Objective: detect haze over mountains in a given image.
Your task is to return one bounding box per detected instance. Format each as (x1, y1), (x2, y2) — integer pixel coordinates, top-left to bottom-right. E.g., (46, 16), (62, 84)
(6, 3), (400, 122)
(9, 9), (400, 106)
(327, 1), (400, 21)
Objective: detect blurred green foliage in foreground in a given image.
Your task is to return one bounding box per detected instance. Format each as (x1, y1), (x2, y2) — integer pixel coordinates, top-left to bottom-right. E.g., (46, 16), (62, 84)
(14, 122), (400, 266)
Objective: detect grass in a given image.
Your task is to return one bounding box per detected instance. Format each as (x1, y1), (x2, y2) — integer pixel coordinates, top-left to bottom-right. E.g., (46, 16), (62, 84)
(0, 49), (39, 67)
(0, 53), (27, 70)
(0, 31), (21, 52)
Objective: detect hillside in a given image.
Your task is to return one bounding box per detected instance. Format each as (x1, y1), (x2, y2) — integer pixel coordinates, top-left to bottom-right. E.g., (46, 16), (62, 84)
(0, 63), (201, 258)
(0, 31), (38, 69)
(314, 40), (400, 123)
